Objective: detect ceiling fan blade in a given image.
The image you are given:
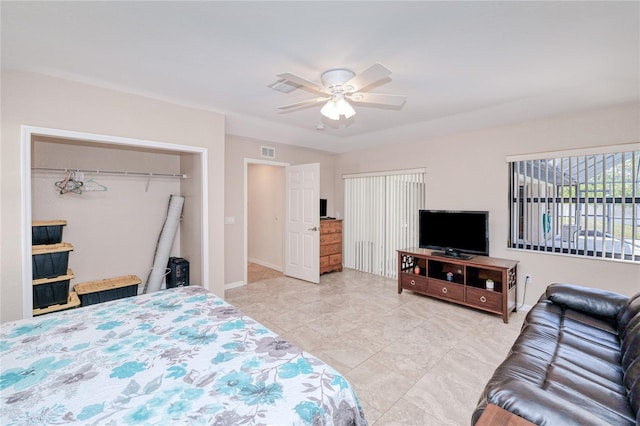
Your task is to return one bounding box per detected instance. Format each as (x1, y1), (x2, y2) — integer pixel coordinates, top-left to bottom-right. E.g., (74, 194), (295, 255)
(278, 97), (329, 110)
(348, 92), (407, 107)
(277, 72), (330, 95)
(345, 63), (392, 92)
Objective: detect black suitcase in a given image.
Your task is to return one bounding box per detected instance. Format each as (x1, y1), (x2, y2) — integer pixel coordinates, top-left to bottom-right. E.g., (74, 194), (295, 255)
(167, 257), (189, 288)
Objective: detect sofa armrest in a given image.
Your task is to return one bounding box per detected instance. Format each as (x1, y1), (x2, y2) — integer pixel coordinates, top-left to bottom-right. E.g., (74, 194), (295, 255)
(546, 283), (628, 319)
(485, 378), (616, 426)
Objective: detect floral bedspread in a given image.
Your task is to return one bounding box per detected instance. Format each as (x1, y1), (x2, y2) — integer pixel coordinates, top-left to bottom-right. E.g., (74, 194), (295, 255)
(0, 286), (367, 425)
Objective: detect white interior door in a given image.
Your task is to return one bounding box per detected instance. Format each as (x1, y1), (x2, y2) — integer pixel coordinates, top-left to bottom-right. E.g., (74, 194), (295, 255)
(285, 163), (320, 283)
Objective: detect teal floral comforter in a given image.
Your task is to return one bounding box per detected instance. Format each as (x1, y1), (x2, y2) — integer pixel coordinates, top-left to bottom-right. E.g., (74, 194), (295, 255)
(0, 286), (367, 425)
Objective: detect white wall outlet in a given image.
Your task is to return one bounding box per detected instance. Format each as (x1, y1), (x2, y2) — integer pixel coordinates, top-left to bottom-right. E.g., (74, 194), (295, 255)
(524, 273), (532, 283)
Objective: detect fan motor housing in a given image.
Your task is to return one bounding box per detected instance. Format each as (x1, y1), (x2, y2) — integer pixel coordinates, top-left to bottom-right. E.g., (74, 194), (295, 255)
(321, 69), (355, 91)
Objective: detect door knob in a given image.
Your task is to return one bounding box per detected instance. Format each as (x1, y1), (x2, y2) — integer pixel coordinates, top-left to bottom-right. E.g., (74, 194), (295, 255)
(308, 226), (318, 231)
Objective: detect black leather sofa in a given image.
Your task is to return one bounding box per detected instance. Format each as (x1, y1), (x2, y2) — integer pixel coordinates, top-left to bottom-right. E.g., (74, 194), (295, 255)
(472, 283), (640, 425)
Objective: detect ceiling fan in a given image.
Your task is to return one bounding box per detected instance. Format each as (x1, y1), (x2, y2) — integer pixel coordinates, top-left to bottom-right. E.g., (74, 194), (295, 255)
(275, 63), (406, 120)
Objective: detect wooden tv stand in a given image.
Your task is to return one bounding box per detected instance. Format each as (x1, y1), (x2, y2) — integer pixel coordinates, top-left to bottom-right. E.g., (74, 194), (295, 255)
(397, 248), (518, 323)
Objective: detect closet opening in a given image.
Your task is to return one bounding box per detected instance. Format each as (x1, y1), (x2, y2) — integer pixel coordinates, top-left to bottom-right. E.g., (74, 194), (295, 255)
(21, 126), (208, 319)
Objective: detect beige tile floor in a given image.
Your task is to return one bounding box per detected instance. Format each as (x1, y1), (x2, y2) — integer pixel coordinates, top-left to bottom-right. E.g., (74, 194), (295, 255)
(247, 261), (284, 283)
(226, 267), (527, 426)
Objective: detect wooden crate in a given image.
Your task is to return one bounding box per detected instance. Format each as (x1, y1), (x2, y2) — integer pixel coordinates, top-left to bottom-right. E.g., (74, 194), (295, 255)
(74, 275), (141, 306)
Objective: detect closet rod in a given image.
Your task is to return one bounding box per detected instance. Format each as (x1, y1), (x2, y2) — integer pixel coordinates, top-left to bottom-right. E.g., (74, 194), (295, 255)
(32, 167), (187, 179)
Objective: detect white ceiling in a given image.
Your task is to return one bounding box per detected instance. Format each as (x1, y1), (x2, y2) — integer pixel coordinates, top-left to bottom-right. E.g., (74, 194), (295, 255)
(2, 1), (638, 154)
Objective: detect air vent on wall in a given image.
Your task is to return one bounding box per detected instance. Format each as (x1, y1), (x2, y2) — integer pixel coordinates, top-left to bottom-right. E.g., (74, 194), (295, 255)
(261, 146), (275, 159)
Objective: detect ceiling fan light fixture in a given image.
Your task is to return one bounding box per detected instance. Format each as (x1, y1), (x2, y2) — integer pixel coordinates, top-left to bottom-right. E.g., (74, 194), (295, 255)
(321, 94), (356, 120)
(336, 98), (356, 119)
(320, 100), (340, 120)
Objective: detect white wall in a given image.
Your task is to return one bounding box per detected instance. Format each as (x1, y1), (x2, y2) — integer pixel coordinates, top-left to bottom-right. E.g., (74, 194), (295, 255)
(248, 164), (285, 271)
(1, 70), (225, 323)
(224, 135), (335, 286)
(334, 104), (640, 304)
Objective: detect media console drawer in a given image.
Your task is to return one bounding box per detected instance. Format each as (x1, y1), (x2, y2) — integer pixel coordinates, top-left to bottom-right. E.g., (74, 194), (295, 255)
(400, 273), (427, 293)
(429, 280), (464, 302)
(466, 287), (502, 311)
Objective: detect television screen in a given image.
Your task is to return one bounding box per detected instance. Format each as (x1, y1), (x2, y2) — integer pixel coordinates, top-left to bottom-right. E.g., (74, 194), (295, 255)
(320, 199), (327, 218)
(419, 210), (489, 257)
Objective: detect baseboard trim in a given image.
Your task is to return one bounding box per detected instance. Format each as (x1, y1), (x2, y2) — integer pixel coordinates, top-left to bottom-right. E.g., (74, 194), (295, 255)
(248, 258), (283, 272)
(224, 281), (246, 291)
(518, 303), (533, 312)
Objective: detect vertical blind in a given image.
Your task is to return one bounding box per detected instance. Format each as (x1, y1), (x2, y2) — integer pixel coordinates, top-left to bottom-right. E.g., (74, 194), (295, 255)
(343, 170), (425, 278)
(508, 148), (639, 262)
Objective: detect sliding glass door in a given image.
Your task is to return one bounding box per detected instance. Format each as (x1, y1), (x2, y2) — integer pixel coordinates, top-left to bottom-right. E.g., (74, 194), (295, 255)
(343, 170), (425, 278)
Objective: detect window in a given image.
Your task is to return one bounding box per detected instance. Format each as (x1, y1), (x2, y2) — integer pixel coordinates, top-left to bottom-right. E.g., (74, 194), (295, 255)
(508, 145), (640, 262)
(343, 169), (425, 278)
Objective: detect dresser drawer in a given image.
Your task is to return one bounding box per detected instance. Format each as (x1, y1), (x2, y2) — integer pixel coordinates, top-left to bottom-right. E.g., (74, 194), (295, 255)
(320, 256), (330, 268)
(320, 233), (342, 245)
(329, 254), (342, 265)
(428, 280), (464, 302)
(320, 221), (342, 234)
(320, 242), (341, 256)
(466, 287), (502, 311)
(400, 273), (427, 293)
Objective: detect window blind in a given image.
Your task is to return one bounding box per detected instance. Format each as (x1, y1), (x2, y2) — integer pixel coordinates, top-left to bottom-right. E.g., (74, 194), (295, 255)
(344, 170), (425, 277)
(508, 149), (639, 262)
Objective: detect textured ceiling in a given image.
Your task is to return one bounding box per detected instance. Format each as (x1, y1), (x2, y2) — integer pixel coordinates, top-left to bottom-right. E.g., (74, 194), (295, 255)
(2, 1), (638, 153)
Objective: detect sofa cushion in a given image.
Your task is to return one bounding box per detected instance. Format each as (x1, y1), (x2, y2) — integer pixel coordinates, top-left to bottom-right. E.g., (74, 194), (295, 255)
(523, 300), (563, 328)
(484, 378), (633, 426)
(561, 313), (621, 354)
(563, 308), (620, 338)
(554, 344), (624, 385)
(553, 358), (626, 394)
(546, 283), (628, 319)
(556, 331), (621, 367)
(544, 377), (636, 425)
(510, 324), (559, 361)
(487, 349), (550, 386)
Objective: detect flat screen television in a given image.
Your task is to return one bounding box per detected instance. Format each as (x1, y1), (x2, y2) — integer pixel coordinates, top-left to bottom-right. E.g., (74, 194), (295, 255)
(320, 199), (327, 218)
(419, 210), (489, 259)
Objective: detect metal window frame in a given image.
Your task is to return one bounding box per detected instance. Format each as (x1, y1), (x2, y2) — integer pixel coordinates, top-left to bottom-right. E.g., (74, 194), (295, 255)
(508, 149), (639, 263)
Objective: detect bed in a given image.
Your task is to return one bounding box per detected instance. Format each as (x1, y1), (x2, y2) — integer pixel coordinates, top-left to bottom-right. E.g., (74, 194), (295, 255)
(0, 286), (367, 425)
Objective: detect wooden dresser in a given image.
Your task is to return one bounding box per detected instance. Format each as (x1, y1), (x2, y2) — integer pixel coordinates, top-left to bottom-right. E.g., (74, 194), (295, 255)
(320, 219), (342, 274)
